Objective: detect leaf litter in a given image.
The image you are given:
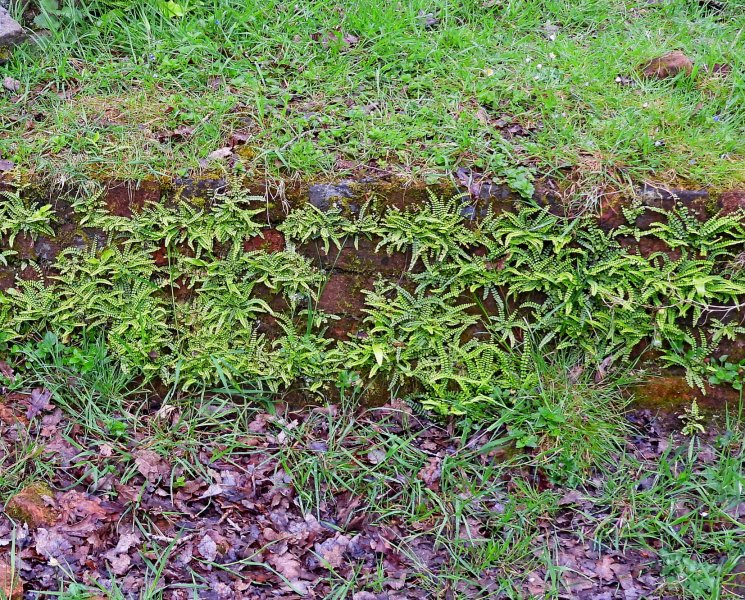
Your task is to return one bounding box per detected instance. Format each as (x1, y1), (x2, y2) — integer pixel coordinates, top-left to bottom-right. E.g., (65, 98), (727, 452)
(0, 388), (742, 598)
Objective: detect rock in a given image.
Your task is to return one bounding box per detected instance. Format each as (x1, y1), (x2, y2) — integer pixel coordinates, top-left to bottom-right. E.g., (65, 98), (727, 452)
(0, 559), (22, 600)
(0, 7), (25, 48)
(244, 229), (285, 253)
(308, 183), (354, 212)
(720, 189), (745, 215)
(640, 51), (694, 79)
(104, 179), (162, 217)
(317, 272), (375, 317)
(5, 484), (59, 529)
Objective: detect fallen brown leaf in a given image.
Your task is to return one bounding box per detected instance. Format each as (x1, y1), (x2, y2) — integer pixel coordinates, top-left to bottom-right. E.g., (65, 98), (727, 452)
(0, 559), (22, 600)
(2, 77), (20, 93)
(25, 388), (53, 420)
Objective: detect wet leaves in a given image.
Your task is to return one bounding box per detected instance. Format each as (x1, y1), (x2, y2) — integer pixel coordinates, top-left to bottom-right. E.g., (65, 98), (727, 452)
(24, 388), (52, 420)
(0, 385), (740, 598)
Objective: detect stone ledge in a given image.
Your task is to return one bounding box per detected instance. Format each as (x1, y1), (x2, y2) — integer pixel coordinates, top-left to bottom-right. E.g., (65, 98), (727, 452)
(0, 7), (25, 49)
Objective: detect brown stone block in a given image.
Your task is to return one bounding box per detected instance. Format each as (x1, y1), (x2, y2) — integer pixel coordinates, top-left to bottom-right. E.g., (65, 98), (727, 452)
(104, 179), (161, 217)
(318, 273), (376, 317)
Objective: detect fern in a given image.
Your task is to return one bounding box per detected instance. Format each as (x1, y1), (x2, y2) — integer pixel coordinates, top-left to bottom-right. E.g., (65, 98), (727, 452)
(642, 204), (744, 257)
(0, 183), (56, 246)
(377, 191), (472, 268)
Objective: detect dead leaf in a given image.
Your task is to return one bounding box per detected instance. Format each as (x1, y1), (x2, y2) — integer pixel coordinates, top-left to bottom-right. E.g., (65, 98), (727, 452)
(367, 449), (386, 464)
(2, 77), (20, 93)
(418, 457), (442, 490)
(205, 146), (233, 162)
(0, 361), (14, 380)
(595, 356), (613, 383)
(568, 364), (585, 383)
(0, 559), (22, 600)
(474, 106), (489, 125)
(417, 10), (440, 29)
(133, 449), (169, 482)
(312, 29), (359, 50)
(343, 33), (359, 46)
(595, 555), (616, 581)
(197, 483), (224, 499)
(35, 528), (73, 562)
(108, 553), (131, 575)
(558, 489), (583, 506)
(25, 388), (53, 420)
(315, 534), (350, 569)
(230, 131), (250, 146)
(269, 551), (303, 580)
(172, 125), (194, 139)
(104, 532), (139, 575)
(197, 534), (218, 562)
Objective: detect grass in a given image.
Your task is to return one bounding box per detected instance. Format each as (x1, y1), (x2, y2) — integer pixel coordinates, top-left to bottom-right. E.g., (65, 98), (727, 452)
(2, 337), (745, 598)
(1, 0), (744, 194)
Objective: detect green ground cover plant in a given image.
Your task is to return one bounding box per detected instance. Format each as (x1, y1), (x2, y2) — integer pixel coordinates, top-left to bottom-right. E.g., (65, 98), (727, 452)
(1, 0), (744, 193)
(1, 182), (744, 422)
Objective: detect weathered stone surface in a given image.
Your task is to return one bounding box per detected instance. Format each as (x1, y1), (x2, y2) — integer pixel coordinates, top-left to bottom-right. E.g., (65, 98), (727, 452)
(639, 183), (708, 205)
(172, 175), (225, 201)
(244, 229), (285, 253)
(720, 189), (745, 215)
(317, 273), (375, 318)
(633, 375), (741, 414)
(640, 51), (694, 79)
(0, 7), (24, 48)
(5, 484), (59, 529)
(104, 179), (161, 217)
(308, 182), (355, 211)
(299, 238), (412, 275)
(0, 559), (22, 600)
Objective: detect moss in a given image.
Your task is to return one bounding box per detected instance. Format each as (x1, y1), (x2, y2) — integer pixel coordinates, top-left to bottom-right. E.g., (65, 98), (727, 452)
(632, 374), (741, 415)
(5, 483), (58, 527)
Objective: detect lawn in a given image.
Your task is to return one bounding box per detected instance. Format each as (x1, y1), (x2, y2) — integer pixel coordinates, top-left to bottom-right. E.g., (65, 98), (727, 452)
(1, 0), (744, 194)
